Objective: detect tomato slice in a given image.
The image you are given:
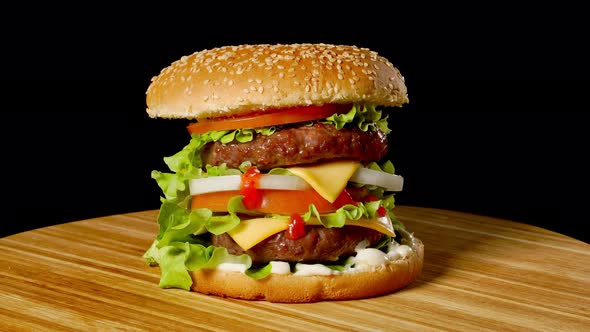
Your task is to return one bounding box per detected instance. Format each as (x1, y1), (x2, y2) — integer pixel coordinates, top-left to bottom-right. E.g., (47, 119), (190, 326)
(191, 189), (339, 215)
(187, 104), (351, 134)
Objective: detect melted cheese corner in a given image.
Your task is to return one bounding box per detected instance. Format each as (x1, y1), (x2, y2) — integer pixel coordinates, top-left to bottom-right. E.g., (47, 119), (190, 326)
(227, 218), (289, 251)
(288, 160), (360, 203)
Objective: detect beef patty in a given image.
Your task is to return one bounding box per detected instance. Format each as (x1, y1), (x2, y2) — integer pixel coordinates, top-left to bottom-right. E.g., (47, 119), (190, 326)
(201, 122), (388, 170)
(212, 226), (384, 264)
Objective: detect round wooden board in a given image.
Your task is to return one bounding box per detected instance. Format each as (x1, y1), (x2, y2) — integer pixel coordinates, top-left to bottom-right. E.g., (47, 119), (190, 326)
(1, 206), (589, 331)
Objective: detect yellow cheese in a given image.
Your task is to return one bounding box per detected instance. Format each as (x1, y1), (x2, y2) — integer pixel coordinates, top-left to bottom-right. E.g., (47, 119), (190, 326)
(288, 160), (360, 203)
(227, 216), (395, 251)
(227, 218), (289, 250)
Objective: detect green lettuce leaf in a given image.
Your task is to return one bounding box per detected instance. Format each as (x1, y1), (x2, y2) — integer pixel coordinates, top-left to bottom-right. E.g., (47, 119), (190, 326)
(245, 263), (273, 279)
(158, 242), (193, 290)
(156, 202), (203, 247)
(322, 103), (391, 134)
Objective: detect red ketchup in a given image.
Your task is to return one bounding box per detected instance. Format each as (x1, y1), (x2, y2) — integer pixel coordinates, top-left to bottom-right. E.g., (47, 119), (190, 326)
(240, 167), (262, 210)
(287, 213), (306, 240)
(364, 193), (387, 217)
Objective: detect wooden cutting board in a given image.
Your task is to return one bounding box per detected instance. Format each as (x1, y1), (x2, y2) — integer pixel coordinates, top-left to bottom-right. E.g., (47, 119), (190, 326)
(1, 206), (589, 331)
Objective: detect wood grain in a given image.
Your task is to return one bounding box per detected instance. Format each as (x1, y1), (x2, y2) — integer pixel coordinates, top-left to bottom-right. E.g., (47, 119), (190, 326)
(1, 206), (589, 331)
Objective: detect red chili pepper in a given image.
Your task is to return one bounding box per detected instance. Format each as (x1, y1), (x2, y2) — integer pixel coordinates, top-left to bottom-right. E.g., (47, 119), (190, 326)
(240, 167), (262, 210)
(286, 213), (306, 240)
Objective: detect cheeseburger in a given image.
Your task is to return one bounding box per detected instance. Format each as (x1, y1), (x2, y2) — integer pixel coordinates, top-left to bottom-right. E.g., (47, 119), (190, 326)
(143, 43), (423, 302)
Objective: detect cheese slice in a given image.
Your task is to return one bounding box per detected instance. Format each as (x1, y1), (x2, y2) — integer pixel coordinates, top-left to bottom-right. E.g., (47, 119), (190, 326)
(227, 216), (395, 251)
(227, 218), (289, 251)
(288, 160), (360, 203)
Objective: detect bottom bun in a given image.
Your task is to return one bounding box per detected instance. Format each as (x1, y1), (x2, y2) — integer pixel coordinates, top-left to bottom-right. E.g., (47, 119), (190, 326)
(190, 236), (424, 303)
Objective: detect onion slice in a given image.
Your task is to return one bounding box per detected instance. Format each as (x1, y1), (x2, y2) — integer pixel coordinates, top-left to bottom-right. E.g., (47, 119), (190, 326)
(189, 168), (403, 196)
(348, 168), (404, 191)
(190, 175), (310, 195)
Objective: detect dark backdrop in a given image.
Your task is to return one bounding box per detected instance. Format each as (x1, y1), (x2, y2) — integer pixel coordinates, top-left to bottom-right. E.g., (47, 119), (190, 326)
(3, 7), (588, 243)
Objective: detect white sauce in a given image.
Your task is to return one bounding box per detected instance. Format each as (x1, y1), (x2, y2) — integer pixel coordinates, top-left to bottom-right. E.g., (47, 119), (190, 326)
(395, 244), (412, 259)
(353, 248), (388, 271)
(294, 263), (337, 276)
(217, 239), (415, 277)
(270, 261), (291, 274)
(217, 262), (248, 273)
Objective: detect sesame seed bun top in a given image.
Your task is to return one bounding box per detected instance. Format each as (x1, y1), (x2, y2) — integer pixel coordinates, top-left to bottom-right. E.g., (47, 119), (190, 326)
(146, 43), (409, 120)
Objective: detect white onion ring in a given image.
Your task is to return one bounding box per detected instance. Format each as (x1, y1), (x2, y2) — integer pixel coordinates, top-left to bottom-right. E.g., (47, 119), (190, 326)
(189, 168), (403, 196)
(190, 175), (310, 195)
(348, 168), (404, 191)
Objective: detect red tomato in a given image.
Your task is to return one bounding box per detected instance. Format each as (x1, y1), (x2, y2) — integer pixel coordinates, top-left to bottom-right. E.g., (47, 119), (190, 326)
(186, 104), (351, 134)
(191, 189), (339, 215)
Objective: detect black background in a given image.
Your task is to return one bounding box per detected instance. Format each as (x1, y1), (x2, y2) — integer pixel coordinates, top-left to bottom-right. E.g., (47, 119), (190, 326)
(3, 6), (589, 243)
